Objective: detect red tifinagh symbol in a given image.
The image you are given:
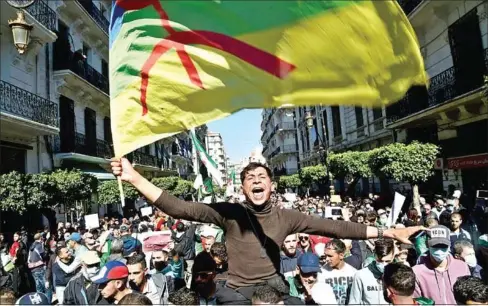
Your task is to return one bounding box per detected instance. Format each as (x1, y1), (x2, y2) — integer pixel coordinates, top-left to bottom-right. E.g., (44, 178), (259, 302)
(116, 0), (296, 116)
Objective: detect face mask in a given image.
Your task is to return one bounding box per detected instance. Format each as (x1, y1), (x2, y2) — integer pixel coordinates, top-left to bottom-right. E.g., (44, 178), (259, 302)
(436, 206), (443, 211)
(83, 266), (100, 280)
(430, 247), (449, 262)
(375, 261), (386, 274)
(464, 254), (477, 268)
(153, 261), (167, 271)
(447, 206), (454, 212)
(379, 216), (388, 225)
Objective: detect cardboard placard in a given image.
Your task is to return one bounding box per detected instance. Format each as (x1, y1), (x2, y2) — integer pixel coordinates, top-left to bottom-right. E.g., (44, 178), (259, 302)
(84, 214), (100, 229)
(330, 195), (342, 203)
(140, 206), (153, 217)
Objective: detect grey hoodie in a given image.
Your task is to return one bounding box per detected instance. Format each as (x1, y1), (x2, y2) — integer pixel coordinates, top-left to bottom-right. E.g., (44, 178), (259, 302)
(348, 262), (389, 305)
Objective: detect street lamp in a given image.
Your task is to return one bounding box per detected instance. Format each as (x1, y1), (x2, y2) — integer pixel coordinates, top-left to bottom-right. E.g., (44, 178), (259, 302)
(304, 110), (335, 195)
(7, 0), (36, 55)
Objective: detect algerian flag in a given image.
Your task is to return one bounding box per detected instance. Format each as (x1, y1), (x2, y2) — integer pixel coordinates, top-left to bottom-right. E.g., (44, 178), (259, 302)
(226, 169), (236, 197)
(190, 129), (223, 187)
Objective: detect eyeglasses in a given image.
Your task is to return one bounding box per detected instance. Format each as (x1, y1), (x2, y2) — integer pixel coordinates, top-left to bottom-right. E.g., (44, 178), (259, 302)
(298, 236), (309, 241)
(195, 272), (215, 280)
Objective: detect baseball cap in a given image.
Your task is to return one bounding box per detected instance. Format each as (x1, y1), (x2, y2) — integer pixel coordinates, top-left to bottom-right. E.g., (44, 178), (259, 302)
(81, 251), (100, 266)
(16, 292), (50, 305)
(92, 261), (129, 284)
(68, 232), (82, 243)
(297, 253), (321, 273)
(427, 225), (451, 247)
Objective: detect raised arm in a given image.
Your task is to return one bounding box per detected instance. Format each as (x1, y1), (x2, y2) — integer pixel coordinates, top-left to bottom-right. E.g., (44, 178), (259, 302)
(284, 210), (423, 244)
(111, 158), (225, 226)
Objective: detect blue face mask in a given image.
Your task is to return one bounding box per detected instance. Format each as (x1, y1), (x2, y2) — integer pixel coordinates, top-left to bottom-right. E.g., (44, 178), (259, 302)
(375, 261), (386, 274)
(430, 247), (449, 262)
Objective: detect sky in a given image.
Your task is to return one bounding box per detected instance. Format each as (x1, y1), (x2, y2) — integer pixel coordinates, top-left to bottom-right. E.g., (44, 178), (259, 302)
(207, 109), (263, 163)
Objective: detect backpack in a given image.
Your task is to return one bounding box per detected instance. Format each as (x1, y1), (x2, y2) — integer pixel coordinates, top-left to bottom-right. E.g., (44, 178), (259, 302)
(150, 273), (173, 305)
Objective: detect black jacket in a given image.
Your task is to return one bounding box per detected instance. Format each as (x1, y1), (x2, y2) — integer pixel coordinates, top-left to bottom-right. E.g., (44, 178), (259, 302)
(171, 224), (197, 260)
(64, 273), (108, 305)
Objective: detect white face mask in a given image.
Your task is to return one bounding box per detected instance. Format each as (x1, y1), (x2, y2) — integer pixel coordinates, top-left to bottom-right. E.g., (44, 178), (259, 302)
(379, 216), (388, 225)
(83, 266), (100, 280)
(430, 247), (449, 263)
(464, 254), (477, 268)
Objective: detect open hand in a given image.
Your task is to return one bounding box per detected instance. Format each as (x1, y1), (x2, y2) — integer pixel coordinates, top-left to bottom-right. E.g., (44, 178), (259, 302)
(385, 225), (426, 244)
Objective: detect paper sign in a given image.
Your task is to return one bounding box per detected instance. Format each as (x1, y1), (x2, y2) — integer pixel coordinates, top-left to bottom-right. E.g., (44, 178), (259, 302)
(386, 192), (406, 228)
(330, 195), (342, 203)
(140, 207), (153, 217)
(84, 214), (100, 229)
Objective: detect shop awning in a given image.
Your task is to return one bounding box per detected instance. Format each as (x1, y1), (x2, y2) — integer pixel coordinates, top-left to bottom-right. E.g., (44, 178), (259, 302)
(58, 160), (115, 180)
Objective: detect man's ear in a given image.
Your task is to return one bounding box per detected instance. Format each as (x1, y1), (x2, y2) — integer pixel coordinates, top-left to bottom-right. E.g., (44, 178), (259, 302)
(271, 182), (276, 192)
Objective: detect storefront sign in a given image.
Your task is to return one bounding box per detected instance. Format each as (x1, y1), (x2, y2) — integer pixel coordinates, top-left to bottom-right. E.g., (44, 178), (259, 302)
(447, 154), (488, 169)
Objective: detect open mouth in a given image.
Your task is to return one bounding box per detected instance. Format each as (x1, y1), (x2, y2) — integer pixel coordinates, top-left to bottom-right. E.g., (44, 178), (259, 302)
(252, 187), (265, 199)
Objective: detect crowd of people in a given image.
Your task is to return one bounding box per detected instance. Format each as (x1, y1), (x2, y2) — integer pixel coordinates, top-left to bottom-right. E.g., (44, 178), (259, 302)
(0, 160), (487, 305)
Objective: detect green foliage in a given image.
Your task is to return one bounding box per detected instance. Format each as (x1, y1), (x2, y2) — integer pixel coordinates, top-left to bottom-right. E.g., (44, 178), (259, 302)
(151, 176), (195, 197)
(369, 142), (439, 184)
(151, 176), (179, 191)
(329, 151), (372, 180)
(172, 179), (194, 197)
(213, 186), (226, 197)
(98, 180), (140, 205)
(0, 171), (27, 212)
(25, 173), (57, 209)
(278, 174), (302, 189)
(50, 169), (97, 205)
(299, 165), (326, 187)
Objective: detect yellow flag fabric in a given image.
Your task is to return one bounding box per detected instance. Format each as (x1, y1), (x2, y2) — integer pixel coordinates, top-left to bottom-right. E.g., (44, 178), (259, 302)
(109, 0), (427, 157)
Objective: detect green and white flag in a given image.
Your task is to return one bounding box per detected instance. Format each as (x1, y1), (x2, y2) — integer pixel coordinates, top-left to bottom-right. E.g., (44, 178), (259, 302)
(190, 129), (223, 187)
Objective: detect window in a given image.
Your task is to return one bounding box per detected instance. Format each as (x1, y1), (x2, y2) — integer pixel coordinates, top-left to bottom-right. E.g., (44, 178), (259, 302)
(101, 60), (108, 78)
(331, 106), (342, 137)
(373, 108), (383, 120)
(83, 43), (91, 62)
(84, 108), (97, 155)
(355, 107), (364, 128)
(103, 117), (112, 143)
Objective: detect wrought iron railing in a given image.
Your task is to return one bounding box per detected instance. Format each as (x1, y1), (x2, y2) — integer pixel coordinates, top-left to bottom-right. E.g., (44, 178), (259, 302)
(0, 80), (59, 128)
(52, 133), (113, 158)
(25, 0), (57, 31)
(428, 67), (457, 107)
(77, 0), (109, 33)
(131, 151), (159, 168)
(397, 0), (423, 16)
(277, 122), (295, 130)
(53, 50), (109, 95)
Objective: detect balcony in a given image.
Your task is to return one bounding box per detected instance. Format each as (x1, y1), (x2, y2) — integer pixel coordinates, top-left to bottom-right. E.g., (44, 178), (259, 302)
(130, 151), (159, 168)
(0, 80), (59, 137)
(77, 0), (109, 33)
(273, 167), (298, 177)
(277, 122), (295, 132)
(269, 145), (298, 161)
(0, 0), (57, 55)
(386, 52), (488, 126)
(52, 133), (113, 159)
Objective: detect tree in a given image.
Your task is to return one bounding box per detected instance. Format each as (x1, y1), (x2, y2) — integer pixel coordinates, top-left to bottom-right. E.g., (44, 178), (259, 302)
(278, 174), (302, 190)
(50, 169), (97, 208)
(213, 186), (226, 198)
(25, 173), (57, 209)
(151, 176), (180, 191)
(329, 151), (372, 195)
(0, 171), (27, 212)
(172, 179), (194, 197)
(299, 165), (326, 189)
(98, 180), (140, 205)
(369, 141), (439, 209)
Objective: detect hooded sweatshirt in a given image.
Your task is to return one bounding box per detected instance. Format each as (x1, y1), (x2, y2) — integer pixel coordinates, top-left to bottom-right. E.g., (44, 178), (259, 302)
(280, 250), (302, 279)
(413, 253), (470, 305)
(348, 262), (388, 305)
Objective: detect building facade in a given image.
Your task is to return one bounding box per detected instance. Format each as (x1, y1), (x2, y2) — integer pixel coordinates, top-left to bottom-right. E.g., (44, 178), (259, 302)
(205, 131), (228, 184)
(386, 0), (488, 198)
(260, 108), (299, 178)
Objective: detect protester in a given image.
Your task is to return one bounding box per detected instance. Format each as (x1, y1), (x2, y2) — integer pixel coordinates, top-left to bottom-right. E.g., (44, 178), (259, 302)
(57, 232), (87, 274)
(280, 234), (301, 279)
(27, 233), (46, 296)
(349, 239), (394, 305)
(111, 159), (420, 303)
(383, 263), (434, 305)
(118, 292), (153, 305)
(93, 261), (133, 304)
(318, 239), (357, 304)
(252, 285), (284, 305)
(453, 275), (488, 305)
(413, 225), (470, 304)
(52, 245), (77, 304)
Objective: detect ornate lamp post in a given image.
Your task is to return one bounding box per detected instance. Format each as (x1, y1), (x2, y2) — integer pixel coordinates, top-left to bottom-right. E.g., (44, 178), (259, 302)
(7, 0), (36, 54)
(304, 110), (334, 195)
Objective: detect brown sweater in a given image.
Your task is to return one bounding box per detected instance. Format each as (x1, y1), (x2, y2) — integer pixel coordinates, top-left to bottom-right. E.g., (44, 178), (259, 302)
(154, 192), (367, 288)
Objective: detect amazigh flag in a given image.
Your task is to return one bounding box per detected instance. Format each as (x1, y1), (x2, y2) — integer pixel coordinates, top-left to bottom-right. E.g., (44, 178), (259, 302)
(110, 0), (427, 157)
(189, 129), (223, 187)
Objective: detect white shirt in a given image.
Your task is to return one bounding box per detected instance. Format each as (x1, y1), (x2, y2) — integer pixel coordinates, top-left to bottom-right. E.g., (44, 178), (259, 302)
(318, 263), (357, 305)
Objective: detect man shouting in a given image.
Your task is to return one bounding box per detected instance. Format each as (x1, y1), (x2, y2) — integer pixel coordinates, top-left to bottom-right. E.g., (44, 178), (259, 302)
(112, 160), (420, 303)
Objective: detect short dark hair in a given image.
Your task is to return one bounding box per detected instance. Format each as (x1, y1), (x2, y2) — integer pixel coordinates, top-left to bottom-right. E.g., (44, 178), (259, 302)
(453, 276), (488, 305)
(325, 239), (346, 254)
(365, 211), (377, 222)
(240, 162), (272, 183)
(383, 263), (416, 297)
(55, 246), (67, 256)
(126, 253), (147, 269)
(118, 293), (152, 305)
(210, 242), (228, 263)
(168, 288), (199, 305)
(374, 239), (395, 259)
(252, 285), (283, 304)
(0, 288), (16, 305)
(192, 251), (216, 274)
